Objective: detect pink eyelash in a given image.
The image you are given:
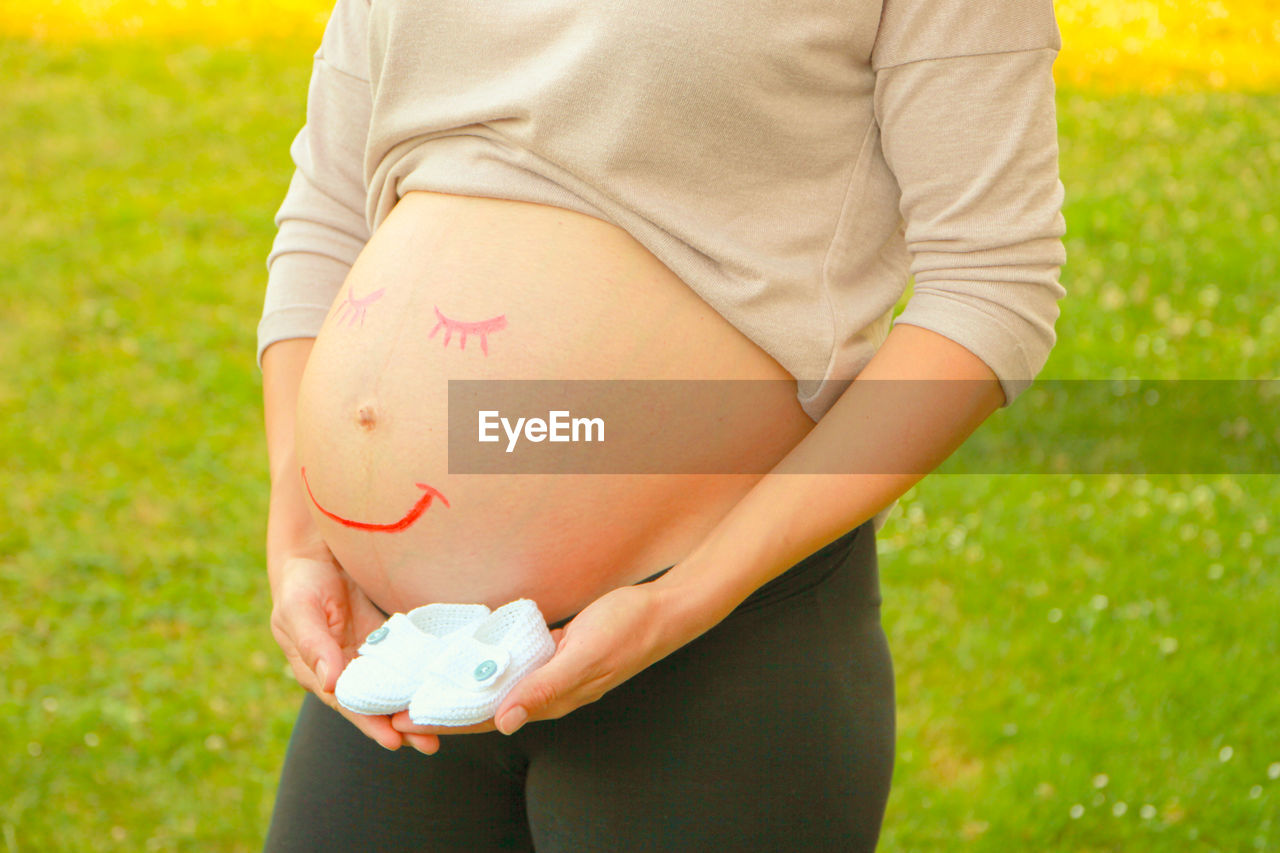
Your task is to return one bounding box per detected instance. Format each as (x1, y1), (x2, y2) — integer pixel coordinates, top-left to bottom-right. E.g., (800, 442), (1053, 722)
(429, 306), (508, 356)
(334, 286), (386, 327)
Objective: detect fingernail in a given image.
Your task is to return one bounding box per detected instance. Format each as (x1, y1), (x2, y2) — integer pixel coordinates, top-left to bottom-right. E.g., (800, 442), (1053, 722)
(316, 661), (329, 688)
(498, 706), (527, 735)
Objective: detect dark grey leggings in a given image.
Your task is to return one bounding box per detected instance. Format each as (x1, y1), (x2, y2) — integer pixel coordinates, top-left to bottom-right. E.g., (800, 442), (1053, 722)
(263, 519), (894, 851)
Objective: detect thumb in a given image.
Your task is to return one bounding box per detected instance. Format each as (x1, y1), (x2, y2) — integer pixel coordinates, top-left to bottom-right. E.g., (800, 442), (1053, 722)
(293, 612), (346, 694)
(497, 656), (572, 735)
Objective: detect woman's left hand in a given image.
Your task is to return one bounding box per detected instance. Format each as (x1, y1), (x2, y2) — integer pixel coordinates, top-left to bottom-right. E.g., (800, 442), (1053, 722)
(389, 577), (710, 744)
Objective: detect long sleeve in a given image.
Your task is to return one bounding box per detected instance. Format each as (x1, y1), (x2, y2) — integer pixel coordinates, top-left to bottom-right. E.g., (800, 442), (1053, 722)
(871, 0), (1068, 407)
(257, 0), (373, 367)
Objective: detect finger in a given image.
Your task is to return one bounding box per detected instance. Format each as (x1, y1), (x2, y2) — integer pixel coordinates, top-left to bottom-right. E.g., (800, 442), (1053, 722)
(347, 712), (404, 751)
(290, 607), (348, 694)
(285, 656), (320, 694)
(403, 732), (441, 755)
(288, 652), (405, 750)
(496, 651), (592, 734)
(389, 710), (496, 736)
(317, 691), (405, 751)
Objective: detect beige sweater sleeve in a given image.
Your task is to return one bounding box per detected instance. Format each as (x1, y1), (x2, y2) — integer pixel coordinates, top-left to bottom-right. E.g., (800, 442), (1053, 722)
(257, 0), (372, 367)
(872, 0), (1067, 406)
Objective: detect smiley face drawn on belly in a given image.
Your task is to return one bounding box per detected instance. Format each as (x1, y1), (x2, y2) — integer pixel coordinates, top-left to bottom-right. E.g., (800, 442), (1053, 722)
(429, 306), (507, 355)
(334, 286), (386, 328)
(301, 467), (449, 532)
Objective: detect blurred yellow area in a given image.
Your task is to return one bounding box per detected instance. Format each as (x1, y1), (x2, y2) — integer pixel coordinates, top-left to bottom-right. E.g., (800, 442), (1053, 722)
(1054, 0), (1279, 91)
(0, 0), (330, 43)
(2, 0), (1277, 92)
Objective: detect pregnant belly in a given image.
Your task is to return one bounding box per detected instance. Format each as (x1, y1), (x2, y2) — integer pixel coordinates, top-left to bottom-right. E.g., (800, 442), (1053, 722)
(296, 190), (815, 624)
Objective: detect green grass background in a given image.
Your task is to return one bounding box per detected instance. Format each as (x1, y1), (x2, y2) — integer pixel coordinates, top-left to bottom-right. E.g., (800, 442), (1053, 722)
(1, 38), (1277, 851)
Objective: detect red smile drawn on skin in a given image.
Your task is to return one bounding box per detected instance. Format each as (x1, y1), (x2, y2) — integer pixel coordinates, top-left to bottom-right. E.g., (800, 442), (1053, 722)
(300, 467), (449, 532)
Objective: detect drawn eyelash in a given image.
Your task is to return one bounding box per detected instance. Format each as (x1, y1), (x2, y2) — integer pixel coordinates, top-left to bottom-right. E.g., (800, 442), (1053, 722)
(429, 306), (508, 355)
(334, 286), (386, 327)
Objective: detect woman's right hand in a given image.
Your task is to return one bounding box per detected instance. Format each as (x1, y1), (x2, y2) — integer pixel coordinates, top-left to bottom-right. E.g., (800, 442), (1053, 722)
(262, 339), (438, 752)
(269, 549), (440, 754)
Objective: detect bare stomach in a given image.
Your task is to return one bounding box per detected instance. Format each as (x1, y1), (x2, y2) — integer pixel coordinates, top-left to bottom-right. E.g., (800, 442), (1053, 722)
(296, 190), (815, 624)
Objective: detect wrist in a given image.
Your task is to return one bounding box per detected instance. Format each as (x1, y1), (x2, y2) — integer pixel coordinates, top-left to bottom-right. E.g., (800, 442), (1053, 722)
(650, 551), (748, 647)
(266, 471), (329, 572)
(268, 537), (331, 569)
(266, 528), (333, 593)
(646, 495), (823, 642)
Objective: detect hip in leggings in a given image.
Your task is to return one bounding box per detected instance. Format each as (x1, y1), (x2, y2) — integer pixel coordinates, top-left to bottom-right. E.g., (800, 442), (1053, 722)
(264, 518), (895, 852)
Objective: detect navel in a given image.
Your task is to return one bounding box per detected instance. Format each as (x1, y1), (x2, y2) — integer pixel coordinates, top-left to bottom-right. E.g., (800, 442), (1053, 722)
(356, 402), (379, 431)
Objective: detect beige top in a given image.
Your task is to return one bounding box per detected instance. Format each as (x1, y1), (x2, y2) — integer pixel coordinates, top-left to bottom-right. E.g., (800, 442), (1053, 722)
(260, 0), (1067, 418)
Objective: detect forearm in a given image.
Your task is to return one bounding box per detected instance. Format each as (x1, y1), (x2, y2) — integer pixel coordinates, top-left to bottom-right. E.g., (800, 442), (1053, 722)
(657, 323), (1006, 632)
(262, 338), (329, 589)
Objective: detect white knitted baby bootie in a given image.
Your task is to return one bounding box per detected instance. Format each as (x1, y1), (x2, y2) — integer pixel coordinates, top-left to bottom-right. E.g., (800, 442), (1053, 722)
(407, 598), (556, 727)
(335, 603), (491, 715)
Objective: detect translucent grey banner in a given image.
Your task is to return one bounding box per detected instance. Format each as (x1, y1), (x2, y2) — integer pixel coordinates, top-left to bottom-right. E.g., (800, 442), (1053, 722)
(446, 380), (1279, 475)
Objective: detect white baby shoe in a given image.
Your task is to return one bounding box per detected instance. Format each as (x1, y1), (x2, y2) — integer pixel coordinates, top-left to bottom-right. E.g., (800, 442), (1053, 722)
(335, 603), (491, 715)
(407, 598), (556, 727)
